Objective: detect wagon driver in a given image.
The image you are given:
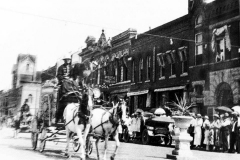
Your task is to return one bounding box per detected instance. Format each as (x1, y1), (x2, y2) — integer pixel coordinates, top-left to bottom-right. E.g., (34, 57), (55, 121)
(55, 54), (79, 124)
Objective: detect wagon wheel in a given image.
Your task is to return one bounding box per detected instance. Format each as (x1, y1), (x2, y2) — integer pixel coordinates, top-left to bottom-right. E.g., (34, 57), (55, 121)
(164, 134), (172, 146)
(31, 132), (38, 150)
(39, 128), (47, 152)
(142, 129), (150, 145)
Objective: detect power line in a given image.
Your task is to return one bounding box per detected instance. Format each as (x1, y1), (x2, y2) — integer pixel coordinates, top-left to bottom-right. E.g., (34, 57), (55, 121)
(0, 7), (123, 32)
(1, 7), (240, 50)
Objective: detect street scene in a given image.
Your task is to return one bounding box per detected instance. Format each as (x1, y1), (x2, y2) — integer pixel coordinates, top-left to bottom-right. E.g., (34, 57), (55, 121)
(1, 0), (240, 160)
(1, 127), (240, 160)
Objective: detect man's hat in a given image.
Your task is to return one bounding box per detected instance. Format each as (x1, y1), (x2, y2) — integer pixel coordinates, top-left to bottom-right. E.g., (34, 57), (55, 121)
(213, 114), (219, 118)
(63, 54), (71, 60)
(196, 114), (202, 118)
(231, 111), (239, 117)
(204, 115), (209, 119)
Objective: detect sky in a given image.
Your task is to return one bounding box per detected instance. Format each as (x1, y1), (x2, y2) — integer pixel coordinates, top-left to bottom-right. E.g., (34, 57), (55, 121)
(0, 0), (188, 90)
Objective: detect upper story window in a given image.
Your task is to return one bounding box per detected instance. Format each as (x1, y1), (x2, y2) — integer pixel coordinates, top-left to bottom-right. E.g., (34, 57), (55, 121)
(146, 56), (151, 80)
(139, 58), (143, 82)
(26, 64), (30, 71)
(157, 53), (165, 79)
(178, 47), (188, 74)
(195, 15), (203, 27)
(166, 50), (176, 77)
(195, 33), (203, 65)
(28, 94), (33, 103)
(211, 25), (231, 62)
(120, 66), (124, 82)
(132, 60), (135, 82)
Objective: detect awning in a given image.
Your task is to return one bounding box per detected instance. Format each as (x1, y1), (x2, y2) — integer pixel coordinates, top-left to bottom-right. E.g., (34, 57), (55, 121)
(110, 88), (129, 94)
(127, 90), (148, 97)
(154, 86), (185, 92)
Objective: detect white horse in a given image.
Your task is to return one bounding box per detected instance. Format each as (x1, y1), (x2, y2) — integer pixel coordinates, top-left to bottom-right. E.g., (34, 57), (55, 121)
(63, 88), (94, 160)
(90, 98), (127, 160)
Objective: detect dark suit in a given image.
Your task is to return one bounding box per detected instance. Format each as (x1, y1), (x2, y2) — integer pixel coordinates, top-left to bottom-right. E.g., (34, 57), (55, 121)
(230, 121), (238, 153)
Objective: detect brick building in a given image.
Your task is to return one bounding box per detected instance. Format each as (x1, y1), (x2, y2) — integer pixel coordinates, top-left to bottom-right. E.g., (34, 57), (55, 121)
(129, 15), (191, 114)
(188, 0), (240, 120)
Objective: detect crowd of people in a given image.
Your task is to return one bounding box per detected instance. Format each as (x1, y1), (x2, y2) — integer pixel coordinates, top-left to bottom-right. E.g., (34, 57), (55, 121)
(188, 112), (240, 153)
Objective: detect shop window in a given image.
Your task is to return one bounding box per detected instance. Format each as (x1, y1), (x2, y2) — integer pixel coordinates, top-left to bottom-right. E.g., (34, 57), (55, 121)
(195, 33), (203, 65)
(139, 58), (143, 82)
(146, 56), (151, 80)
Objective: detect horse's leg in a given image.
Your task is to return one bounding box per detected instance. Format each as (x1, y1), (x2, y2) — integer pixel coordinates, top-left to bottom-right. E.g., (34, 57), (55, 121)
(83, 124), (91, 157)
(111, 131), (120, 160)
(103, 134), (109, 160)
(76, 125), (85, 160)
(64, 128), (70, 157)
(95, 137), (100, 160)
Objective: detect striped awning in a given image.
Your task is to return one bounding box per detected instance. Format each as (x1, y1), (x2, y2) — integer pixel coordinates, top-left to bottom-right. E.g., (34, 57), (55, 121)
(154, 86), (185, 92)
(127, 90), (148, 97)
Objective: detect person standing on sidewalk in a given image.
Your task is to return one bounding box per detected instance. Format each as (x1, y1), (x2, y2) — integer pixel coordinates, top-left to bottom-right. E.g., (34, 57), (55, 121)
(194, 114), (203, 149)
(221, 113), (231, 153)
(203, 115), (210, 150)
(210, 114), (221, 151)
(229, 112), (238, 153)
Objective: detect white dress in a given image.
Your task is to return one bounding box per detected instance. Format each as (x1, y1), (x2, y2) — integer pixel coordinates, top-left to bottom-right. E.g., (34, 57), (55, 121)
(194, 118), (203, 146)
(203, 119), (210, 145)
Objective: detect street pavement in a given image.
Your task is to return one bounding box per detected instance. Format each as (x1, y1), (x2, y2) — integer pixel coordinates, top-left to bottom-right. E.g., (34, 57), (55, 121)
(0, 127), (240, 160)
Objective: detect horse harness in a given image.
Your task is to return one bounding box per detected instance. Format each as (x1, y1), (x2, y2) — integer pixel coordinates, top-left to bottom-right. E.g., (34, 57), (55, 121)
(92, 106), (122, 138)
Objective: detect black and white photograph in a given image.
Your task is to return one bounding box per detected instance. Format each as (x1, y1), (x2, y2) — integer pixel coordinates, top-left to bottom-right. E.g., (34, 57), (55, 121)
(0, 0), (240, 160)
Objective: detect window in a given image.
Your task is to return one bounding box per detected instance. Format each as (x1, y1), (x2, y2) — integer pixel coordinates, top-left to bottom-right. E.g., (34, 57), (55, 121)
(139, 58), (143, 82)
(215, 37), (225, 62)
(211, 25), (231, 62)
(159, 66), (165, 78)
(171, 63), (176, 76)
(97, 65), (100, 84)
(157, 53), (165, 78)
(115, 61), (118, 82)
(195, 15), (203, 26)
(26, 64), (30, 71)
(146, 56), (151, 80)
(132, 60), (135, 82)
(178, 47), (188, 74)
(28, 94), (33, 103)
(120, 66), (124, 82)
(167, 50), (176, 76)
(195, 33), (203, 65)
